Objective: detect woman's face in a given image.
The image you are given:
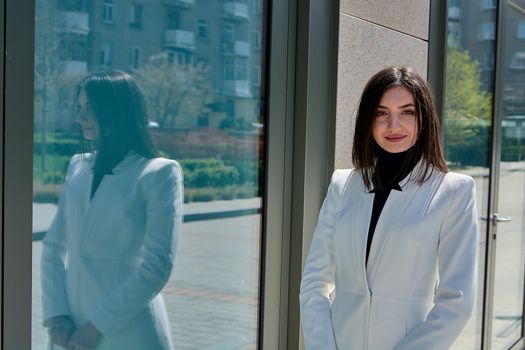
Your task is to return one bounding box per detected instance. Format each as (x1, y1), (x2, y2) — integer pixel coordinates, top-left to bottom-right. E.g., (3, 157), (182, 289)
(372, 85), (418, 153)
(76, 89), (99, 141)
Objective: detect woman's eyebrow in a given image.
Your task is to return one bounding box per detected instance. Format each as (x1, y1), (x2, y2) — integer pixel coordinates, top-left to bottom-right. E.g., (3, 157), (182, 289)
(377, 103), (415, 109)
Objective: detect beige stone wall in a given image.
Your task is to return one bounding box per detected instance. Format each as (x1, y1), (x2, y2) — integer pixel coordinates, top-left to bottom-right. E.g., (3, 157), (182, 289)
(335, 1), (431, 169)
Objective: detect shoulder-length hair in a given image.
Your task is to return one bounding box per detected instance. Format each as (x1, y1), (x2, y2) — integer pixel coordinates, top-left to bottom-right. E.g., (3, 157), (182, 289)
(76, 70), (157, 172)
(352, 66), (448, 189)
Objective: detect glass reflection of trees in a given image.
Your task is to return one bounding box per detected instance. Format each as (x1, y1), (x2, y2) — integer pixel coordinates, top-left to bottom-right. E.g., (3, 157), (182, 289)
(34, 0), (264, 206)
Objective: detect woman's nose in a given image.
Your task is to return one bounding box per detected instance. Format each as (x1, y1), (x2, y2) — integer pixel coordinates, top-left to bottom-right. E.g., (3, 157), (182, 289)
(76, 110), (88, 124)
(387, 115), (402, 129)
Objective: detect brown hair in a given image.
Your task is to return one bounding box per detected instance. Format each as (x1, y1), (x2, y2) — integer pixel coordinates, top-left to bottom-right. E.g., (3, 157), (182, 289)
(352, 67), (448, 189)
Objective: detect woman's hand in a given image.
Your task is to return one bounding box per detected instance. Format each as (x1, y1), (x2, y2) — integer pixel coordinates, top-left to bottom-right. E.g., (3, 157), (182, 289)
(46, 315), (75, 347)
(65, 321), (101, 350)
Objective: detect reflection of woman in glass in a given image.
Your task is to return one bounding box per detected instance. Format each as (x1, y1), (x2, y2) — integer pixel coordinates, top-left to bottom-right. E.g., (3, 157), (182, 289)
(41, 70), (182, 350)
(300, 67), (478, 349)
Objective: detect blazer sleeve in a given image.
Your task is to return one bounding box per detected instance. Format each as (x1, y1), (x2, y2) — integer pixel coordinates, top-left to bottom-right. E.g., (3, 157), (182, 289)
(89, 159), (183, 335)
(41, 154), (82, 325)
(394, 175), (479, 350)
(299, 169), (349, 350)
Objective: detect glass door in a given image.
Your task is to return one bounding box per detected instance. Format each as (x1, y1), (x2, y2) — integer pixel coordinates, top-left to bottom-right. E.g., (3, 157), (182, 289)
(490, 1), (525, 348)
(443, 1), (496, 348)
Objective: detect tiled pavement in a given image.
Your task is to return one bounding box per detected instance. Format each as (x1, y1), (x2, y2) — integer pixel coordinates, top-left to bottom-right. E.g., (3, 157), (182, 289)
(32, 204), (261, 350)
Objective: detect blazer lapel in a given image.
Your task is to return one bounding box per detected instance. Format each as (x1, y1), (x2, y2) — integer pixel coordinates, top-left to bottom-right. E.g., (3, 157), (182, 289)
(355, 189), (374, 293)
(79, 152), (148, 243)
(339, 174), (374, 294)
(78, 152), (139, 245)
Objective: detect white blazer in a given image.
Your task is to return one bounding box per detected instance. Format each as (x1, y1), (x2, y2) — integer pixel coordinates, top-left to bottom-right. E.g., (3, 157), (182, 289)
(300, 167), (478, 350)
(41, 152), (183, 350)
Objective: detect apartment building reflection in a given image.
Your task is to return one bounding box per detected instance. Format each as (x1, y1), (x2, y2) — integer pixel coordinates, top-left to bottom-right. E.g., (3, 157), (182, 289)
(36, 0), (263, 132)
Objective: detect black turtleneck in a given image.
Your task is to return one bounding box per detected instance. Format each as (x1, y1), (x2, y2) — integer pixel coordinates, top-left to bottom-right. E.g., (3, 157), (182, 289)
(365, 147), (416, 264)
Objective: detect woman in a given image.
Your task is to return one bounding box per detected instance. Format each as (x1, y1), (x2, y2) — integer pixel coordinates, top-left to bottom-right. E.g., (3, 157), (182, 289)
(300, 67), (478, 349)
(41, 70), (183, 350)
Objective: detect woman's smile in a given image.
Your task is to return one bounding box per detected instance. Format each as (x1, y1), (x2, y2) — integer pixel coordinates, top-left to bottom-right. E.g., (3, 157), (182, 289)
(384, 134), (407, 143)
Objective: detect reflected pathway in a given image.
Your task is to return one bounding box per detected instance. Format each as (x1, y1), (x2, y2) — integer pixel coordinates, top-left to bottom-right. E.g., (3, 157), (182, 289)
(32, 199), (262, 350)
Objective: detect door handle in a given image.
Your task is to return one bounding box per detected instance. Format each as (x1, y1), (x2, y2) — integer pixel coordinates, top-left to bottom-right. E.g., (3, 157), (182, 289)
(495, 215), (512, 222)
(480, 214), (512, 222)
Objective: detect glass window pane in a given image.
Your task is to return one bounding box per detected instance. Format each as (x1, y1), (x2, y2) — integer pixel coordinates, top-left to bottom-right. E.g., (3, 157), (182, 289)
(444, 0), (496, 348)
(32, 0), (267, 349)
(492, 4), (525, 348)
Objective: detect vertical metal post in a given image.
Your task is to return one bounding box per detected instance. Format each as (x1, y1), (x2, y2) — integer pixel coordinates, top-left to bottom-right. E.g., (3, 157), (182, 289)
(2, 0), (35, 348)
(288, 0), (339, 349)
(0, 0), (5, 343)
(482, 0), (507, 348)
(261, 0), (297, 347)
(427, 0), (449, 121)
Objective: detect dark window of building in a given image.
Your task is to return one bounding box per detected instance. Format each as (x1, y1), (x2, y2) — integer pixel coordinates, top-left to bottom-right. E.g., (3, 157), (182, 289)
(511, 52), (525, 70)
(198, 19), (208, 39)
(223, 23), (235, 43)
(224, 57), (248, 80)
(57, 0), (86, 11)
(129, 47), (141, 69)
(252, 30), (261, 50)
(251, 0), (261, 14)
(167, 10), (180, 30)
(252, 65), (261, 86)
(481, 0), (497, 10)
(479, 22), (496, 40)
(102, 0), (114, 23)
(518, 20), (525, 39)
(130, 3), (143, 28)
(99, 42), (113, 67)
(58, 33), (87, 61)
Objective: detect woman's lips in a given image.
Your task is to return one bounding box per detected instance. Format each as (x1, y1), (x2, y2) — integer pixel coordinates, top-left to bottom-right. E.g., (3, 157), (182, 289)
(385, 135), (407, 143)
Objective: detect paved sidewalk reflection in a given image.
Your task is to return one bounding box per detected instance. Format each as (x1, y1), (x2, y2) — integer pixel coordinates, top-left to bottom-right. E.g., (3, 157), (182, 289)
(33, 214), (261, 350)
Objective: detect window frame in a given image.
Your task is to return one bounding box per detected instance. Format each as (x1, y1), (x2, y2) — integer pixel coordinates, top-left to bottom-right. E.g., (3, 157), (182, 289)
(2, 0), (35, 348)
(99, 42), (113, 67)
(129, 46), (142, 69)
(252, 30), (261, 51)
(481, 0), (498, 10)
(518, 19), (525, 39)
(479, 21), (497, 40)
(223, 23), (235, 43)
(129, 3), (144, 28)
(102, 0), (115, 24)
(197, 19), (208, 40)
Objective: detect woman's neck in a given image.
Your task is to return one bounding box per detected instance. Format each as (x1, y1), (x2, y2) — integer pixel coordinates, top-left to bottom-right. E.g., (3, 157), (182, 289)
(374, 147), (415, 190)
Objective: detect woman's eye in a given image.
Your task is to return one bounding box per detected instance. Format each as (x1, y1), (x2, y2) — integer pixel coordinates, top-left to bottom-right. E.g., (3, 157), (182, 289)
(375, 111), (387, 117)
(401, 110), (415, 115)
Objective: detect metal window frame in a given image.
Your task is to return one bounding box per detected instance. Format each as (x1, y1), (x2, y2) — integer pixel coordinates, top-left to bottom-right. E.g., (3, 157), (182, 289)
(0, 0), (5, 344)
(2, 0), (35, 348)
(261, 0), (339, 348)
(428, 0), (448, 120)
(482, 0), (507, 348)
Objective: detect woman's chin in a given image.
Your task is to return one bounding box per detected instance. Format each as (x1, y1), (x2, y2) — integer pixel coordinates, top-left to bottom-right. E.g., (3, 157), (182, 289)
(82, 131), (97, 141)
